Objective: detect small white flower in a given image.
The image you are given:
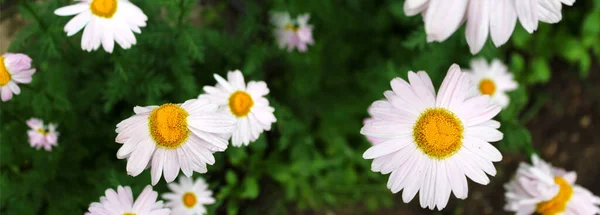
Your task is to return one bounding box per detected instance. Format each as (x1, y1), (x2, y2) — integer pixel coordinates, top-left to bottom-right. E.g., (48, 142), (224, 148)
(505, 154), (600, 215)
(404, 0), (575, 54)
(163, 176), (215, 215)
(270, 12), (314, 52)
(54, 0), (148, 53)
(115, 98), (236, 185)
(200, 70), (277, 147)
(361, 64), (503, 210)
(26, 118), (60, 151)
(464, 58), (517, 108)
(86, 185), (171, 215)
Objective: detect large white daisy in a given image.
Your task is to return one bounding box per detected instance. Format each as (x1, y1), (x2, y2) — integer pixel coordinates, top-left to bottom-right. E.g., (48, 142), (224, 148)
(87, 185), (170, 215)
(361, 64), (503, 210)
(54, 0), (148, 53)
(200, 70), (277, 147)
(505, 154), (600, 215)
(115, 98), (236, 185)
(404, 0), (575, 54)
(464, 58), (517, 108)
(162, 176), (215, 215)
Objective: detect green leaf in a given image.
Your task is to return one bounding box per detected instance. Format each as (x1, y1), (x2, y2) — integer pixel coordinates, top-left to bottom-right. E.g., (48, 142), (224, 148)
(240, 177), (260, 199)
(226, 171), (238, 185)
(527, 58), (551, 84)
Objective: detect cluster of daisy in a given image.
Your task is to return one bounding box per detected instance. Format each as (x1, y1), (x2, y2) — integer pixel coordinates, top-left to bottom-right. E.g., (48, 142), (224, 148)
(404, 0), (575, 54)
(5, 0), (596, 214)
(86, 177), (215, 215)
(103, 70), (275, 214)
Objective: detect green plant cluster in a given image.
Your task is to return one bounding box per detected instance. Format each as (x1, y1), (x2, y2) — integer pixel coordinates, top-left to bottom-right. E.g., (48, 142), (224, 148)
(0, 0), (598, 214)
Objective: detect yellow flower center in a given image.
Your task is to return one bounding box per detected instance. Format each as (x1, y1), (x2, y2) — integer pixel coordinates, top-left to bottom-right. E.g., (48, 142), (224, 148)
(284, 24), (299, 32)
(37, 128), (48, 135)
(0, 56), (11, 86)
(148, 104), (190, 149)
(478, 79), (496, 96)
(90, 0), (118, 18)
(122, 213), (136, 215)
(182, 192), (197, 208)
(536, 177), (573, 215)
(229, 91), (254, 117)
(413, 108), (464, 159)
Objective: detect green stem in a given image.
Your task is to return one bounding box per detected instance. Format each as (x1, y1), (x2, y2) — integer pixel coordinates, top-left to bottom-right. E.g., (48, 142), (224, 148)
(177, 0), (187, 27)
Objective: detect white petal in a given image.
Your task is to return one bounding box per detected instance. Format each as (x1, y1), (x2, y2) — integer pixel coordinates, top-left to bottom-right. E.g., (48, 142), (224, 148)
(446, 157), (468, 199)
(360, 120), (413, 139)
(213, 74), (235, 92)
(516, 0), (539, 33)
(465, 0), (490, 54)
(408, 72), (436, 107)
(362, 138), (412, 159)
(177, 147), (193, 177)
(425, 0), (468, 42)
(436, 64), (468, 110)
(227, 70), (246, 90)
(102, 26), (115, 53)
(64, 11), (91, 36)
(465, 126), (504, 142)
(463, 136), (502, 162)
(163, 150), (181, 183)
(456, 153), (490, 185)
(404, 0), (429, 16)
(490, 0), (517, 47)
(435, 161), (451, 210)
(151, 149), (166, 185)
(187, 114), (236, 134)
(126, 140), (155, 176)
(54, 3), (88, 16)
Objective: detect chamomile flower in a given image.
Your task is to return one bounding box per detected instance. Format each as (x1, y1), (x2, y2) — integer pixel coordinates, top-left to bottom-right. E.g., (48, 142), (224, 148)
(26, 118), (59, 151)
(403, 0), (575, 54)
(505, 154), (600, 215)
(465, 58), (517, 108)
(270, 12), (314, 52)
(162, 176), (215, 215)
(0, 53), (36, 102)
(200, 70), (277, 147)
(54, 0), (148, 53)
(115, 98), (236, 185)
(86, 185), (171, 215)
(361, 64), (503, 210)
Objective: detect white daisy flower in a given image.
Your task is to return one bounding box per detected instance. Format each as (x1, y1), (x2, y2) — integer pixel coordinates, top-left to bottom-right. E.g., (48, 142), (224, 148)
(115, 98), (237, 185)
(0, 53), (36, 102)
(54, 0), (148, 53)
(87, 185), (171, 215)
(404, 0), (575, 54)
(464, 58), (518, 108)
(26, 118), (60, 151)
(200, 70), (277, 147)
(270, 12), (315, 52)
(361, 64), (503, 210)
(162, 176), (215, 215)
(505, 154), (600, 215)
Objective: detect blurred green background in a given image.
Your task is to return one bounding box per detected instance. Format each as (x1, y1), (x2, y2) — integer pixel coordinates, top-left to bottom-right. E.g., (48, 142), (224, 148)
(1, 0), (599, 214)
